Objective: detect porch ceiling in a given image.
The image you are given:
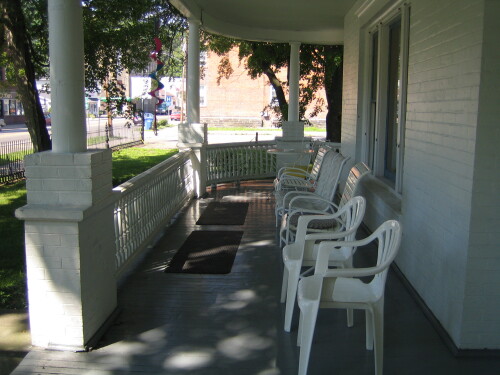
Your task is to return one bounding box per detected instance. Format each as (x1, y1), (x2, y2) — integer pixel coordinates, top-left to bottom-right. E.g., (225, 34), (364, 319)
(170, 0), (357, 44)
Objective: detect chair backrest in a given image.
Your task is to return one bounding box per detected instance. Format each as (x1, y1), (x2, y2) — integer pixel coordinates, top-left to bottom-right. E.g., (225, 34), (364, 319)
(339, 162), (371, 207)
(313, 151), (349, 202)
(296, 196), (366, 245)
(318, 220), (402, 291)
(338, 196), (366, 242)
(370, 220), (402, 299)
(308, 147), (330, 181)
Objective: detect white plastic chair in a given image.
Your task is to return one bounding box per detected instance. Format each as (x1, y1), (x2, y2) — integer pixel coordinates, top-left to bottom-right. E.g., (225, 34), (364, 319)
(275, 151), (349, 227)
(296, 220), (402, 375)
(280, 162), (370, 246)
(274, 146), (330, 192)
(281, 196), (366, 332)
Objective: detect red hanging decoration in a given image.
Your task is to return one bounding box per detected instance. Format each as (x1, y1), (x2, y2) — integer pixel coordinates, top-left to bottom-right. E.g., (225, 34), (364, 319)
(149, 37), (164, 106)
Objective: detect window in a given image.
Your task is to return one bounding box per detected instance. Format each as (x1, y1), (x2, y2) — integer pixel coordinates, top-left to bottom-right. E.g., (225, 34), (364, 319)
(199, 84), (206, 107)
(365, 4), (410, 193)
(9, 99), (16, 115)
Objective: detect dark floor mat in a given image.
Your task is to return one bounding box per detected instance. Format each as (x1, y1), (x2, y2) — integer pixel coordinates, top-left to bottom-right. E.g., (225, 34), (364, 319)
(164, 230), (244, 274)
(196, 202), (249, 225)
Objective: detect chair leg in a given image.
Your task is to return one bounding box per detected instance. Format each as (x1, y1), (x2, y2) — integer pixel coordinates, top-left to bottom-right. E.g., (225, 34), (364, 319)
(347, 308), (354, 327)
(298, 305), (319, 375)
(297, 311), (304, 346)
(373, 301), (384, 375)
(365, 309), (374, 350)
(284, 264), (300, 332)
(280, 267), (288, 303)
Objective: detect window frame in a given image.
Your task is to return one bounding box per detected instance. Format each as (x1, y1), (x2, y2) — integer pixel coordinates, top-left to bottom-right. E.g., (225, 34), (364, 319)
(362, 3), (410, 194)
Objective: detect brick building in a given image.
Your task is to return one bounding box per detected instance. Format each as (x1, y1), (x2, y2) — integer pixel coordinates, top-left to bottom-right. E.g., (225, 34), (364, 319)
(0, 67), (25, 124)
(200, 48), (327, 127)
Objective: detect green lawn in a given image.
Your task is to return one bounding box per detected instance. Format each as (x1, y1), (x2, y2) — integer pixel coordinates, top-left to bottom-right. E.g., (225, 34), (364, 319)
(0, 147), (177, 309)
(207, 126), (325, 132)
(112, 148), (178, 186)
(0, 181), (27, 309)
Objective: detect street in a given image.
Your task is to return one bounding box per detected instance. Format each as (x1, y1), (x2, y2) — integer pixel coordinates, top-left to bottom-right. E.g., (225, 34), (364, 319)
(0, 117), (282, 148)
(0, 117), (135, 143)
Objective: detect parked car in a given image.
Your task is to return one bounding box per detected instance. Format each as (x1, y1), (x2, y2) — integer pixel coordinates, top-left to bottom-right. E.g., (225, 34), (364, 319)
(44, 114), (51, 125)
(169, 111), (182, 121)
(132, 114), (142, 125)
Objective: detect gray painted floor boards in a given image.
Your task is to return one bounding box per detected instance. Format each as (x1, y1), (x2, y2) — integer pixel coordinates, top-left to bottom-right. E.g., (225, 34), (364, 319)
(10, 181), (500, 375)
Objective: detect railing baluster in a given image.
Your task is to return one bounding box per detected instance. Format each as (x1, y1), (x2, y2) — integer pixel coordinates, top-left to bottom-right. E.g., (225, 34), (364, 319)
(113, 151), (195, 279)
(205, 141), (279, 185)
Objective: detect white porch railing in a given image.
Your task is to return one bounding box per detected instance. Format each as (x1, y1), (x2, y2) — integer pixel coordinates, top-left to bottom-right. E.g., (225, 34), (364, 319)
(111, 139), (341, 281)
(206, 141), (277, 184)
(112, 150), (195, 281)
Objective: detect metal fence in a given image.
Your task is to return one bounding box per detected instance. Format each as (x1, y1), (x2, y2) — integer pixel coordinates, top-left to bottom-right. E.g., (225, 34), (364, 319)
(0, 124), (144, 184)
(87, 124), (143, 150)
(0, 139), (33, 184)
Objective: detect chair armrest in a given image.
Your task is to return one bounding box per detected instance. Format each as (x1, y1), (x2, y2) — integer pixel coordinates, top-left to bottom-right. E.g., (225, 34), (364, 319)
(304, 226), (357, 241)
(314, 237), (391, 277)
(288, 213), (348, 244)
(277, 166), (310, 179)
(275, 175), (314, 192)
(288, 194), (336, 211)
(282, 190), (318, 207)
(280, 168), (310, 178)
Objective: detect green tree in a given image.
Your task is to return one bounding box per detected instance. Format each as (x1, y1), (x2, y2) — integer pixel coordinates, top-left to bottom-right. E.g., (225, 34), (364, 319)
(82, 0), (186, 127)
(0, 0), (186, 150)
(0, 0), (51, 151)
(203, 34), (343, 142)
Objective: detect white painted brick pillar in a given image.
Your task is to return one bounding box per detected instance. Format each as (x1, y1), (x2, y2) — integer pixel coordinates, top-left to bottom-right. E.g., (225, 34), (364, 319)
(274, 42), (308, 170)
(16, 150), (117, 350)
(14, 0), (118, 350)
(177, 123), (207, 197)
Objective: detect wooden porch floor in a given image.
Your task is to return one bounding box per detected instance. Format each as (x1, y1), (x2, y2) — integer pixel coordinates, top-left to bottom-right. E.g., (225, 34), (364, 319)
(11, 181), (500, 375)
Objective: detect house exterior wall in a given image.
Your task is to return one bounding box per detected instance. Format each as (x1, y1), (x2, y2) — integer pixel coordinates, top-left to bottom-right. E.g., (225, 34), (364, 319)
(340, 6), (360, 164)
(464, 0), (500, 348)
(200, 49), (270, 126)
(343, 0), (499, 349)
(200, 49), (328, 127)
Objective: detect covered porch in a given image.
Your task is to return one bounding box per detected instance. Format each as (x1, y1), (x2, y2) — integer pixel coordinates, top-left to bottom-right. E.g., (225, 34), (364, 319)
(12, 181), (499, 375)
(12, 0), (500, 372)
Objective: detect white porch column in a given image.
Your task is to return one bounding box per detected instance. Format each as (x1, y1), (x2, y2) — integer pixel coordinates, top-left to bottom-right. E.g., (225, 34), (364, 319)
(48, 0), (86, 153)
(15, 0), (117, 350)
(275, 42), (307, 170)
(179, 19), (207, 196)
(288, 42), (301, 122)
(187, 19), (200, 125)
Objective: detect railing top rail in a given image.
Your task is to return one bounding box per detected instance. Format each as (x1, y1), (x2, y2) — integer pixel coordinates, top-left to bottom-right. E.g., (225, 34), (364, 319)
(206, 140), (276, 149)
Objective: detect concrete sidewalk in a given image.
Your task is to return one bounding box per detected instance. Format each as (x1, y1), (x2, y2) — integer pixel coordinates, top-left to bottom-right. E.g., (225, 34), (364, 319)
(0, 310), (31, 375)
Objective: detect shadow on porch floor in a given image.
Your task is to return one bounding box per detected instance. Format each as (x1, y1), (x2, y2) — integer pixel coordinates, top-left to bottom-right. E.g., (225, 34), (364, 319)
(10, 180), (500, 375)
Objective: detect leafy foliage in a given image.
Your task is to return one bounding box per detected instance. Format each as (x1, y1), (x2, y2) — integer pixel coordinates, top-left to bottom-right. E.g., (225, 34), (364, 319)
(82, 0), (187, 124)
(203, 33), (343, 141)
(0, 1), (187, 148)
(82, 0), (186, 94)
(0, 0), (52, 151)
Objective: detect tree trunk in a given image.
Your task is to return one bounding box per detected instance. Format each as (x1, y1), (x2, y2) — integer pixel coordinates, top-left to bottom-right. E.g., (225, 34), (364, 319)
(262, 66), (288, 121)
(0, 0), (51, 152)
(324, 46), (343, 143)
